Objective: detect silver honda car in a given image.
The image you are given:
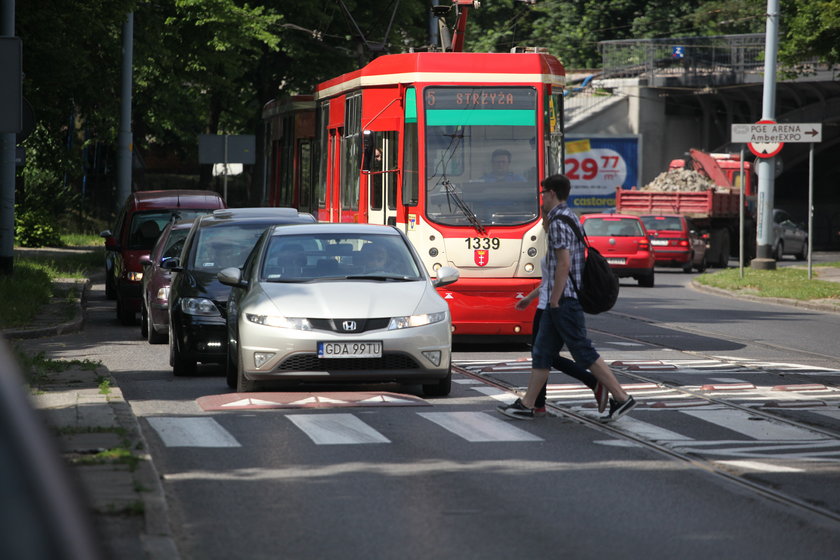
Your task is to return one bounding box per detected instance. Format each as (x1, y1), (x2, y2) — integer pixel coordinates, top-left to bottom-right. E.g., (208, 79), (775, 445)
(219, 223), (459, 396)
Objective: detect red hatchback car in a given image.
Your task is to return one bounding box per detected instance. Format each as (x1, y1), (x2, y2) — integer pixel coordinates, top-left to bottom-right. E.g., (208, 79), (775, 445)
(640, 214), (708, 273)
(579, 213), (656, 287)
(100, 190), (225, 325)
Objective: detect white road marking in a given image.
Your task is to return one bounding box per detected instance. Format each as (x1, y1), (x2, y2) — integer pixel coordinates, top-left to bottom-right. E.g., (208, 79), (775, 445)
(681, 409), (830, 441)
(147, 417), (241, 448)
(715, 460), (803, 473)
(470, 386), (517, 403)
(286, 413), (390, 445)
(418, 412), (543, 442)
(607, 417), (691, 442)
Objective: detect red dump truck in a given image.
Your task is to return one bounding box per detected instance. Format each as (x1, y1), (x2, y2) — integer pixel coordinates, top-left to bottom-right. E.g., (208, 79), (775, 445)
(615, 149), (756, 267)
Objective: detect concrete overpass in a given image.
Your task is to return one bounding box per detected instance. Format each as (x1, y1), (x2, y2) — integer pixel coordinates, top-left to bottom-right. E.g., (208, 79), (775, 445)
(565, 34), (840, 250)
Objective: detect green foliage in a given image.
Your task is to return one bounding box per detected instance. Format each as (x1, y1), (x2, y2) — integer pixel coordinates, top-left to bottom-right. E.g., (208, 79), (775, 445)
(780, 0), (840, 66)
(0, 263), (53, 328)
(14, 207), (63, 248)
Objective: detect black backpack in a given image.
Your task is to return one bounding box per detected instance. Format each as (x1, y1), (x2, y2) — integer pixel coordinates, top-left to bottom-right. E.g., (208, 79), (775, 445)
(550, 214), (619, 314)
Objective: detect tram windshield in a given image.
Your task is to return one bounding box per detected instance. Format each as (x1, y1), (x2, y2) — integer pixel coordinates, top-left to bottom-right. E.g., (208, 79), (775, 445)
(423, 86), (539, 228)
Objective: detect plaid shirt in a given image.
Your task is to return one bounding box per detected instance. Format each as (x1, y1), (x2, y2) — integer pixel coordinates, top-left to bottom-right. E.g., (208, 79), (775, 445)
(545, 203), (585, 300)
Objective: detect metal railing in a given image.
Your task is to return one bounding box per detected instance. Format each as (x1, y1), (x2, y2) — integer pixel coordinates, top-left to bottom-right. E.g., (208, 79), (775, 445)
(599, 33), (766, 82)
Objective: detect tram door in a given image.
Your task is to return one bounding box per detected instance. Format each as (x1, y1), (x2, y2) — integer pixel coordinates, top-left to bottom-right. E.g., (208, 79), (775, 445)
(325, 128), (342, 222)
(364, 131), (398, 225)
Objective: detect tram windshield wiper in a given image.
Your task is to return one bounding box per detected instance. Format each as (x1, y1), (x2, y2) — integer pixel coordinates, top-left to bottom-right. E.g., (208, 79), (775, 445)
(441, 179), (486, 235)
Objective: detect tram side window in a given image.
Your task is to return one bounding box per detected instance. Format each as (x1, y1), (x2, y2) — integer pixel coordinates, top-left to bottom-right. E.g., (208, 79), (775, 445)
(342, 94), (362, 212)
(402, 87), (419, 206)
(363, 131), (398, 211)
(298, 140), (312, 210)
(316, 102), (328, 209)
(546, 92), (564, 177)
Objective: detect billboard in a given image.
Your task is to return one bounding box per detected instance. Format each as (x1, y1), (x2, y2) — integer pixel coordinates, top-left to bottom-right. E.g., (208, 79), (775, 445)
(564, 136), (639, 213)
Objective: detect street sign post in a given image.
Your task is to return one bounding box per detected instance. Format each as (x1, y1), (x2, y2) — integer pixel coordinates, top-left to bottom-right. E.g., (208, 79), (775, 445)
(730, 121), (823, 278)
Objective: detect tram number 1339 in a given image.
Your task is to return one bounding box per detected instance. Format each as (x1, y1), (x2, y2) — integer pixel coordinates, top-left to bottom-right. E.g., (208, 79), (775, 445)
(464, 237), (500, 250)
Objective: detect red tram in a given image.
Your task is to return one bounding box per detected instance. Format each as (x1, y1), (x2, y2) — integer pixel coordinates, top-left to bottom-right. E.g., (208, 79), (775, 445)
(262, 6), (566, 339)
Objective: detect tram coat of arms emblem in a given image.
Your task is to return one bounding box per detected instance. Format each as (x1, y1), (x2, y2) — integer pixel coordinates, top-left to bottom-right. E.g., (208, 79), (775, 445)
(474, 249), (489, 267)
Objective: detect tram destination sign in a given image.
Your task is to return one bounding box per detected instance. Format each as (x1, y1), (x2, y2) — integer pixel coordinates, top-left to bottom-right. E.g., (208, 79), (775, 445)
(731, 122), (822, 144)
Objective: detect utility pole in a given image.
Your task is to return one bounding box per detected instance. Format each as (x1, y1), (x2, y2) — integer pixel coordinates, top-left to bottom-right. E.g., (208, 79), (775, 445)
(751, 0), (780, 271)
(0, 0), (17, 275)
(116, 12), (134, 207)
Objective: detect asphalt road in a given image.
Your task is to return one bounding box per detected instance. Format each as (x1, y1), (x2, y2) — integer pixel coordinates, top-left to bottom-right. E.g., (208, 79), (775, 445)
(17, 262), (840, 559)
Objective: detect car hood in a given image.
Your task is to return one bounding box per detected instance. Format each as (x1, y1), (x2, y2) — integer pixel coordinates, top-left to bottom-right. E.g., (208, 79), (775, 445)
(181, 269), (232, 302)
(254, 279), (444, 319)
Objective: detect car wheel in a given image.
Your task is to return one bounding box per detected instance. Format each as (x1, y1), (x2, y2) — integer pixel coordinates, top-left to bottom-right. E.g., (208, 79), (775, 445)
(140, 305), (148, 339)
(638, 270), (655, 287)
(774, 241), (784, 261)
(171, 331), (196, 376)
(696, 254), (707, 273)
(423, 371), (452, 397)
(795, 239), (807, 261)
(236, 357), (258, 392)
(105, 272), (116, 300)
(225, 346), (238, 389)
(116, 296), (135, 326)
(146, 311), (167, 345)
(682, 254), (693, 273)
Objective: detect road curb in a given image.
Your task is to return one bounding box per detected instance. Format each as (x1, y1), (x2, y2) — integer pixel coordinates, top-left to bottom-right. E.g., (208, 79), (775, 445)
(2, 278), (91, 339)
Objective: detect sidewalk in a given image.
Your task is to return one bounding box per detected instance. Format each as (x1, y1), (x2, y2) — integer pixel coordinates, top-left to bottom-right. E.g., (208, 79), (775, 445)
(4, 278), (178, 560)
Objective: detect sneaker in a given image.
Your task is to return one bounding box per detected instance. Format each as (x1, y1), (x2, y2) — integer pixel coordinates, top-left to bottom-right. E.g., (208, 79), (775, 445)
(593, 382), (609, 413)
(534, 406), (547, 418)
(497, 398), (535, 420)
(600, 395), (636, 423)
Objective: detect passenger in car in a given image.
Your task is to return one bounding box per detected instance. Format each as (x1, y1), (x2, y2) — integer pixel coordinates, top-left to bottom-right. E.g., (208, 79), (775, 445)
(358, 243), (390, 274)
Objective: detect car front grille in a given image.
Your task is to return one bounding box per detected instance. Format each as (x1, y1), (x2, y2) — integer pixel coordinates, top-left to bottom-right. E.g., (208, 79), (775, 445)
(276, 353), (420, 371)
(307, 318), (390, 334)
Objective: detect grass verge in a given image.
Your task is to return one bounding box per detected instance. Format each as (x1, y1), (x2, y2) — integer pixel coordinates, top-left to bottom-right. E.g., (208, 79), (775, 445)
(695, 264), (840, 301)
(0, 247), (100, 328)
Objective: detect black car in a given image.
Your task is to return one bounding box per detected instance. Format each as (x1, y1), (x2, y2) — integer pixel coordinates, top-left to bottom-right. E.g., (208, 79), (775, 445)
(164, 208), (316, 376)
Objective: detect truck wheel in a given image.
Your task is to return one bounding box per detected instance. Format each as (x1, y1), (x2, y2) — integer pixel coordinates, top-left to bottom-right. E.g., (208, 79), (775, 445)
(717, 230), (731, 268)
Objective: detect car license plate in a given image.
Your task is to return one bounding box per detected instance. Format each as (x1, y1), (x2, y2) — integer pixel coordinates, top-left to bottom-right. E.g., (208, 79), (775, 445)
(650, 239), (668, 246)
(606, 258), (626, 265)
(318, 341), (382, 359)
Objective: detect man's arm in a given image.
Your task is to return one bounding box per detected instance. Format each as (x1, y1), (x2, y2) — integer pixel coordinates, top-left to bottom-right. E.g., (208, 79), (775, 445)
(549, 247), (570, 308)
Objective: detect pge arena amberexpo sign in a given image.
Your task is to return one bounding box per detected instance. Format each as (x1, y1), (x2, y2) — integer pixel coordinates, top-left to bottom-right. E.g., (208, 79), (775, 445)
(564, 136), (639, 213)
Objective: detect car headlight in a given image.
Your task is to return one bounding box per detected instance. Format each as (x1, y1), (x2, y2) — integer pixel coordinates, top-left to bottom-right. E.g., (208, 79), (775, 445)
(246, 314), (311, 330)
(127, 271), (143, 282)
(388, 311), (447, 330)
(180, 298), (221, 316)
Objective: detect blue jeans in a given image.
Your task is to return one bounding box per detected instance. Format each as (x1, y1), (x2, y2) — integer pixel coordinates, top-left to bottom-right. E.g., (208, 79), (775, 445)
(532, 306), (597, 407)
(532, 298), (600, 371)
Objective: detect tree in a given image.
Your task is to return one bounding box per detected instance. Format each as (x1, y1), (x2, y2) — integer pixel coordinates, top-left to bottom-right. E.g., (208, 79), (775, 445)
(779, 0), (840, 66)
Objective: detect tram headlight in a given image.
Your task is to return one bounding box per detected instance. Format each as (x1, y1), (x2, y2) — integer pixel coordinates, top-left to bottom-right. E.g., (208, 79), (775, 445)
(433, 263), (442, 271)
(527, 247), (538, 257)
(524, 263), (534, 273)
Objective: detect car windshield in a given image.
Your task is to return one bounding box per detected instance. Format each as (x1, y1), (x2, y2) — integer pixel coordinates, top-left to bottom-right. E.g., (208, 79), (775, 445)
(261, 233), (423, 282)
(190, 223), (273, 272)
(424, 86), (538, 228)
(583, 218), (644, 237)
(641, 216), (682, 231)
(127, 209), (214, 250)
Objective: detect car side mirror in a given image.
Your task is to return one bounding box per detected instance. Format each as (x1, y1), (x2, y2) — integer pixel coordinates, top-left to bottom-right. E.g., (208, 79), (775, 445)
(218, 267), (247, 288)
(139, 255), (152, 267)
(161, 258), (183, 272)
(432, 266), (459, 288)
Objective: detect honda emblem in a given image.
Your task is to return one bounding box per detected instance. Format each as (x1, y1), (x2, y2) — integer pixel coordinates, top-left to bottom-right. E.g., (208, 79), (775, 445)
(342, 320), (357, 332)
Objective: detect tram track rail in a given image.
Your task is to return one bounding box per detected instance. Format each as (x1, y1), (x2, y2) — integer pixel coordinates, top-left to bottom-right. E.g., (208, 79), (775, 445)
(452, 360), (840, 525)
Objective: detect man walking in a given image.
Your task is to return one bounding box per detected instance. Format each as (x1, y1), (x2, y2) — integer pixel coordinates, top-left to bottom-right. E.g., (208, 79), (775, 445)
(498, 174), (636, 422)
